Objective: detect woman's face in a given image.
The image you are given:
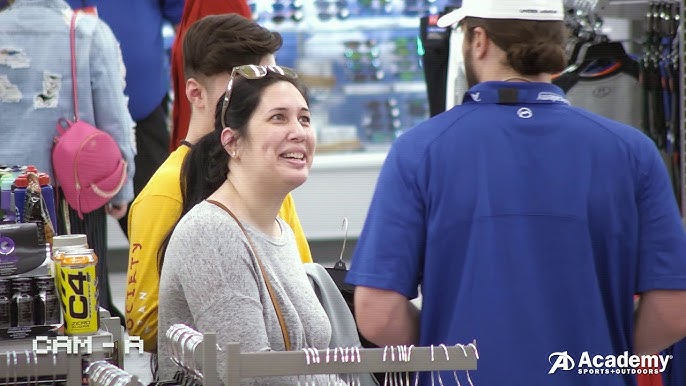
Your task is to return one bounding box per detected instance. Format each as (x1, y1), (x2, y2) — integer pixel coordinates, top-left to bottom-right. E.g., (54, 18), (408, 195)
(236, 81), (315, 191)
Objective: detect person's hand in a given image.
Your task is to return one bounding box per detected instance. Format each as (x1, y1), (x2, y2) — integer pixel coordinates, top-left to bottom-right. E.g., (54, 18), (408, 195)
(106, 202), (128, 220)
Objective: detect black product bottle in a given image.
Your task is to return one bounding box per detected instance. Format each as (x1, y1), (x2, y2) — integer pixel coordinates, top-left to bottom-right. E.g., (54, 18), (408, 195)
(34, 275), (60, 325)
(11, 277), (35, 327)
(22, 172), (54, 246)
(0, 279), (11, 328)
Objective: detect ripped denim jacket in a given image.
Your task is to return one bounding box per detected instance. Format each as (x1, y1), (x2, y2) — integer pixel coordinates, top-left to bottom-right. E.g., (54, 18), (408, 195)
(0, 0), (136, 204)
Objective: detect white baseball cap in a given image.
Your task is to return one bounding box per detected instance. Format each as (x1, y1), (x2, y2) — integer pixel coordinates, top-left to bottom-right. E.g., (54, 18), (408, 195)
(436, 0), (565, 28)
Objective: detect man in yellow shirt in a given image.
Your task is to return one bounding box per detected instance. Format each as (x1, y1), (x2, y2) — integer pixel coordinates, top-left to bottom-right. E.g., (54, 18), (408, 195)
(125, 14), (312, 352)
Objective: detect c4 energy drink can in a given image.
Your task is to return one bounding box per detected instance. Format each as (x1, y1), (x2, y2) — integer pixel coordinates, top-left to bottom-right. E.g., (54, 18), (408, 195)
(52, 234), (89, 306)
(59, 249), (99, 335)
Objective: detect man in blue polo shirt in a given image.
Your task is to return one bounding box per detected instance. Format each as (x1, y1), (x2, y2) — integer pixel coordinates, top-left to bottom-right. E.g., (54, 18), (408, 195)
(346, 0), (686, 385)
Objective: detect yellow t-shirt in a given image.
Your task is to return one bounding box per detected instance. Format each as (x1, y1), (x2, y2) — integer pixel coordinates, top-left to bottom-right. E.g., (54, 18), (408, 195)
(125, 145), (312, 351)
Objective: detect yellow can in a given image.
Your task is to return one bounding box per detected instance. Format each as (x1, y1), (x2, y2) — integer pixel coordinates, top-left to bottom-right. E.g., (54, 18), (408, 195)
(53, 245), (88, 302)
(52, 250), (65, 302)
(51, 234), (89, 288)
(59, 249), (99, 335)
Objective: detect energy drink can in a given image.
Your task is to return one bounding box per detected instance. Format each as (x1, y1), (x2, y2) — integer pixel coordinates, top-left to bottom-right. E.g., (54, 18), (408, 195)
(52, 234), (88, 253)
(51, 234), (88, 276)
(59, 249), (99, 335)
(52, 250), (66, 309)
(52, 234), (89, 300)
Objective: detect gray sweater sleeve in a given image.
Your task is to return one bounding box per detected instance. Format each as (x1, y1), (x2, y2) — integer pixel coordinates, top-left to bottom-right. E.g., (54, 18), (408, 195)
(158, 201), (332, 385)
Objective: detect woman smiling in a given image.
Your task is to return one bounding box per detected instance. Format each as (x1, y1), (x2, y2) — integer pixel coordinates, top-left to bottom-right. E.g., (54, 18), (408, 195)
(157, 67), (332, 384)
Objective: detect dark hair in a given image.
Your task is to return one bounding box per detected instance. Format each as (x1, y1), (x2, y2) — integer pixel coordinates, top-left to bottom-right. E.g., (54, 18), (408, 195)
(182, 14), (283, 80)
(463, 17), (568, 75)
(158, 72), (310, 272)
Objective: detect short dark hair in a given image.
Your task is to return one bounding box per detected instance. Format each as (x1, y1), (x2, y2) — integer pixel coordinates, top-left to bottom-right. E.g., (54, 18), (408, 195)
(463, 17), (568, 75)
(182, 14), (283, 80)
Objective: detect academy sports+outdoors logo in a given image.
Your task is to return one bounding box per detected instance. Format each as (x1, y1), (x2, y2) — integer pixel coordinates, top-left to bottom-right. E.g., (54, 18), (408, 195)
(548, 351), (672, 375)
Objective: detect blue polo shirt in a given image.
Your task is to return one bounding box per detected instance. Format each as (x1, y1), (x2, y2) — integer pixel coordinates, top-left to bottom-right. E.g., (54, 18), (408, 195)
(664, 340), (686, 386)
(67, 0), (184, 120)
(347, 82), (686, 386)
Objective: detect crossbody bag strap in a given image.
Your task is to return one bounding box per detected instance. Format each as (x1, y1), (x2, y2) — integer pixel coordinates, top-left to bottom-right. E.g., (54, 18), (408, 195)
(69, 11), (79, 121)
(55, 12), (80, 236)
(206, 199), (292, 351)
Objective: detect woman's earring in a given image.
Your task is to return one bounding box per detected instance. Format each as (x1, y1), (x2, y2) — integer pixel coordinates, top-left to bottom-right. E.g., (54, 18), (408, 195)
(231, 151), (237, 158)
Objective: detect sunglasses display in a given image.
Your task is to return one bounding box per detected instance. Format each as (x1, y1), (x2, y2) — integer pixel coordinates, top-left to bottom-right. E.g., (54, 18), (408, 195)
(357, 96), (428, 144)
(403, 0), (439, 16)
(343, 39), (384, 82)
(220, 65), (298, 128)
(239, 1), (462, 149)
(249, 0), (458, 21)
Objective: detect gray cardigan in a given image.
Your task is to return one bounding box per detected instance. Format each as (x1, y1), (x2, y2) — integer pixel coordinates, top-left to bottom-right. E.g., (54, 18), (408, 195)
(304, 263), (379, 386)
(158, 201), (332, 385)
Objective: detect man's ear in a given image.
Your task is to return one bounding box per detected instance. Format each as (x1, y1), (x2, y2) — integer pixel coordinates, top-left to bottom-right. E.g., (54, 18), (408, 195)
(471, 26), (490, 60)
(185, 78), (206, 109)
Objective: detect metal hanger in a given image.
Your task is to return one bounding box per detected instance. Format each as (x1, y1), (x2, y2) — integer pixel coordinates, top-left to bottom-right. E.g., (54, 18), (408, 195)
(335, 217), (349, 271)
(325, 217), (356, 302)
(87, 360), (145, 386)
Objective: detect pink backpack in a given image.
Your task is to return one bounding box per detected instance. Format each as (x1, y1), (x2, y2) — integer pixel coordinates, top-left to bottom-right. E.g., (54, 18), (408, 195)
(52, 12), (127, 220)
(53, 119), (127, 219)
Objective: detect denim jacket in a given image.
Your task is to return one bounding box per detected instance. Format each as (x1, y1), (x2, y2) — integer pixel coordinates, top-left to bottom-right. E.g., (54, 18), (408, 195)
(0, 0), (136, 204)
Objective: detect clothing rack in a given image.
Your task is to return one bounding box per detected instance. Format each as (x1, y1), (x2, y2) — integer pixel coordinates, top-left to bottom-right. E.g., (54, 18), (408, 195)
(0, 351), (79, 385)
(223, 342), (478, 386)
(164, 324), (220, 386)
(165, 327), (478, 386)
(0, 310), (122, 385)
(563, 0), (684, 214)
(86, 360), (144, 386)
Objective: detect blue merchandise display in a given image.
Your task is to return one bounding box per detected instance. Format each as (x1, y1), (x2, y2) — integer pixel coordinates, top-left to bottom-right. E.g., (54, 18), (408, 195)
(346, 81), (686, 386)
(249, 0), (461, 150)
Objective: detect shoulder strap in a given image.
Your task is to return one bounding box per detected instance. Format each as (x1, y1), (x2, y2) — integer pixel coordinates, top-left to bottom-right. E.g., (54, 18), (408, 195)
(206, 199), (292, 351)
(69, 11), (79, 121)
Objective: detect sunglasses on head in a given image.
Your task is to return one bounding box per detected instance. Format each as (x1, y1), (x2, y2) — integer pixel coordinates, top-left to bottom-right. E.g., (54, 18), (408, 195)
(220, 65), (299, 128)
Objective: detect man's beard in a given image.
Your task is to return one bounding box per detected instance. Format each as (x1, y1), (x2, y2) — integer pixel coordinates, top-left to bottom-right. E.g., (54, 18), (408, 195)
(464, 46), (479, 88)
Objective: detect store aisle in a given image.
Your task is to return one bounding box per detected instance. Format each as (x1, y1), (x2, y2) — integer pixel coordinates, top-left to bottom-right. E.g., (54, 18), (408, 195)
(110, 271), (154, 384)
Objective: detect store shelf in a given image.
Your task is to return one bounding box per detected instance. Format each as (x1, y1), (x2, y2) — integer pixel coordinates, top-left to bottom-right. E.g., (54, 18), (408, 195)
(595, 0), (680, 20)
(342, 83), (393, 95)
(341, 81), (426, 95)
(261, 15), (421, 33)
(565, 0), (667, 20)
(596, 0), (650, 20)
(393, 81), (427, 93)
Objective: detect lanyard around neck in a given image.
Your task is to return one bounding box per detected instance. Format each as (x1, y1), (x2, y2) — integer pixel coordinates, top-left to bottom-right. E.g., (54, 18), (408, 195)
(462, 83), (570, 106)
